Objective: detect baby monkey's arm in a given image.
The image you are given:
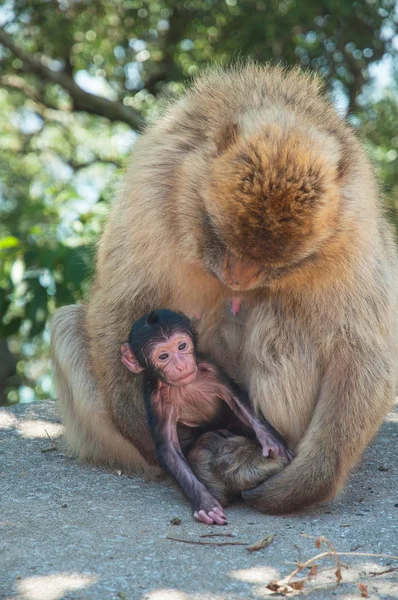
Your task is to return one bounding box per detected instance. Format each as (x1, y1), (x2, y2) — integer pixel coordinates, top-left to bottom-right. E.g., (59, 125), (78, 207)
(201, 361), (294, 463)
(147, 394), (227, 525)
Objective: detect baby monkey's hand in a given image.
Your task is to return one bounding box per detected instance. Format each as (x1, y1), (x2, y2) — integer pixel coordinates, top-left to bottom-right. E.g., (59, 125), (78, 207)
(193, 493), (227, 525)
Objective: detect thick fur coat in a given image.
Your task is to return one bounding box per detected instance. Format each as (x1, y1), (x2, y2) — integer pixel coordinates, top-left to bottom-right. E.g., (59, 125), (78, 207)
(51, 64), (398, 513)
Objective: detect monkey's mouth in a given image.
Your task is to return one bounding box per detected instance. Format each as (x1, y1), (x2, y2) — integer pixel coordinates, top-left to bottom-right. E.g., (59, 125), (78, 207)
(223, 252), (264, 291)
(170, 370), (198, 386)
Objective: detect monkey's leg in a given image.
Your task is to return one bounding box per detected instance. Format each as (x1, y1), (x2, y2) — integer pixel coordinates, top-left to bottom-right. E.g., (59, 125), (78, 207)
(51, 305), (160, 476)
(188, 432), (286, 506)
(243, 344), (395, 514)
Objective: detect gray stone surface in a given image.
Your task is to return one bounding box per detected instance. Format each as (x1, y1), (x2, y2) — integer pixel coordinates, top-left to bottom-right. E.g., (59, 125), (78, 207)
(0, 401), (397, 600)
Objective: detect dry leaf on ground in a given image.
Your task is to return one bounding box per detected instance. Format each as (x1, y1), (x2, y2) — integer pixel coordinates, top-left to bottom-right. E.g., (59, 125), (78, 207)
(246, 534), (274, 553)
(357, 583), (369, 598)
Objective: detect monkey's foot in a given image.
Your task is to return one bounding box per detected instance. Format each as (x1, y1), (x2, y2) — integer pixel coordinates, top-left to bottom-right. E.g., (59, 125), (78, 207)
(193, 506), (227, 525)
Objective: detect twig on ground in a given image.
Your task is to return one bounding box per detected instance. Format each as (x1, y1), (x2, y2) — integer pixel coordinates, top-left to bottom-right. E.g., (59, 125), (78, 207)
(45, 429), (55, 444)
(40, 429), (58, 452)
(267, 535), (398, 595)
(167, 536), (248, 547)
(247, 534), (274, 553)
(199, 533), (236, 538)
(369, 567), (398, 577)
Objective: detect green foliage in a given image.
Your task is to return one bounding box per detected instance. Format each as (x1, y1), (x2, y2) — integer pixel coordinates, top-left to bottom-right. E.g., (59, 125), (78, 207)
(0, 0), (397, 403)
(357, 93), (398, 229)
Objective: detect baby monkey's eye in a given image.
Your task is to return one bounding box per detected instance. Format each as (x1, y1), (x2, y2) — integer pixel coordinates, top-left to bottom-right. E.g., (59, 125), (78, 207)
(178, 342), (187, 351)
(158, 353), (169, 361)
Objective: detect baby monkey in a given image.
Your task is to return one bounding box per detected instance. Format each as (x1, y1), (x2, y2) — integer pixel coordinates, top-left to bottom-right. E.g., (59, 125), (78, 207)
(121, 310), (292, 524)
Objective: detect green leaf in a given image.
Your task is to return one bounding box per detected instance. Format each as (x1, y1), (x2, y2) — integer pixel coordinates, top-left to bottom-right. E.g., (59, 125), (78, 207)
(0, 236), (20, 249)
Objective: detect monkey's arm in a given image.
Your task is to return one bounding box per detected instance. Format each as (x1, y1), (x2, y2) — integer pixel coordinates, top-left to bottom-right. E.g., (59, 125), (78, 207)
(242, 341), (394, 514)
(222, 387), (293, 462)
(199, 360), (292, 462)
(147, 398), (227, 525)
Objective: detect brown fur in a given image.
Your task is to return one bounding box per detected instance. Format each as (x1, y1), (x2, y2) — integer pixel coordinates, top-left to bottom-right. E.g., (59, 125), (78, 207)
(188, 432), (286, 506)
(51, 64), (398, 513)
(51, 305), (160, 477)
(208, 125), (341, 263)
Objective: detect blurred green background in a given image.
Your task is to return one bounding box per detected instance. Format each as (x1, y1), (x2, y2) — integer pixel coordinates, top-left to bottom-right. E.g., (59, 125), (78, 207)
(0, 0), (397, 405)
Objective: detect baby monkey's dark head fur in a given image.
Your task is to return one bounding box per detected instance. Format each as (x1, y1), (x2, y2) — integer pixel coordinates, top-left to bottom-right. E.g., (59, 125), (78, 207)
(124, 309), (198, 385)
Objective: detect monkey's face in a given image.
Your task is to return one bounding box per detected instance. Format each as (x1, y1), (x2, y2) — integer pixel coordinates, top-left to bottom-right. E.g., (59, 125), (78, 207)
(202, 125), (341, 291)
(150, 332), (198, 386)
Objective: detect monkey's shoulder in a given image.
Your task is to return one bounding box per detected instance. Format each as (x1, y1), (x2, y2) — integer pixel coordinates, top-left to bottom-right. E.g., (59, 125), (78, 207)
(196, 355), (229, 379)
(197, 357), (248, 400)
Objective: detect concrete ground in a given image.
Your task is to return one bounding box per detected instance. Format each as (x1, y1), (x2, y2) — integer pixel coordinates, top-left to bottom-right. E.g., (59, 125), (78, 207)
(0, 401), (397, 600)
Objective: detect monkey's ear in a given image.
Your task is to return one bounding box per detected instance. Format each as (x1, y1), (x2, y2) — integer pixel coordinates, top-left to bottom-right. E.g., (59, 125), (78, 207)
(120, 343), (144, 374)
(216, 123), (238, 154)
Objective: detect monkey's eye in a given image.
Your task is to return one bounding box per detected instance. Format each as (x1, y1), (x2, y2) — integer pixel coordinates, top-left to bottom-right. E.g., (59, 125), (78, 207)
(178, 342), (187, 351)
(158, 353), (169, 361)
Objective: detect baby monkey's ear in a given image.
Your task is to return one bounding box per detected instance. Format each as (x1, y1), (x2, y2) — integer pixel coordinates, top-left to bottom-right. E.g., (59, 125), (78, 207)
(120, 343), (144, 374)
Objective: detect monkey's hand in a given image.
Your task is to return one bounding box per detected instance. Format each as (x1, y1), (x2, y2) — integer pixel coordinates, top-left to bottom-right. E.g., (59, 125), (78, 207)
(257, 430), (294, 463)
(193, 494), (227, 525)
(222, 388), (293, 464)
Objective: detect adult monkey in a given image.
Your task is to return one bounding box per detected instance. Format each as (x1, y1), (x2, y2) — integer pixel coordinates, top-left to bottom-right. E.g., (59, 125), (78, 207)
(51, 64), (398, 514)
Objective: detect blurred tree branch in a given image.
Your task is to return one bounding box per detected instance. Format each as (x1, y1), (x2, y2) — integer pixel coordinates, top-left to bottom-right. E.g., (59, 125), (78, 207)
(0, 27), (146, 131)
(0, 74), (58, 112)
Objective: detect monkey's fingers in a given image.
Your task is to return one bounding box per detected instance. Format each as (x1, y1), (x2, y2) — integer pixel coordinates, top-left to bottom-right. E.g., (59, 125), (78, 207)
(209, 509), (227, 525)
(193, 510), (215, 524)
(263, 442), (294, 464)
(261, 442), (280, 458)
(212, 506), (227, 518)
(193, 508), (227, 525)
(274, 445), (295, 463)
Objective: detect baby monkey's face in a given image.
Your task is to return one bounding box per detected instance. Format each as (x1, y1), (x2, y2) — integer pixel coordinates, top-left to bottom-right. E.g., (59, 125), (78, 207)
(151, 332), (197, 386)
